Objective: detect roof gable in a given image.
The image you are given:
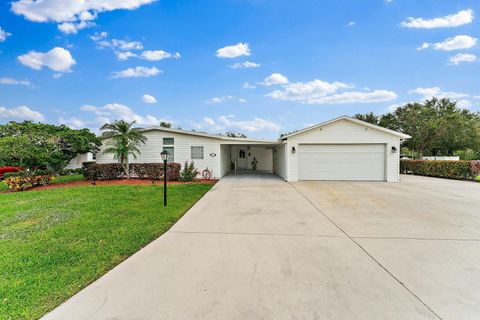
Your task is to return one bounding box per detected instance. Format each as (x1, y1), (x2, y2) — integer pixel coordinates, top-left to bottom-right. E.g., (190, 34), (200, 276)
(282, 115), (410, 140)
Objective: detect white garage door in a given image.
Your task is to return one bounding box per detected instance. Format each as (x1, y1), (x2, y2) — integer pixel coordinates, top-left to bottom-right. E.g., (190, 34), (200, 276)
(298, 144), (385, 181)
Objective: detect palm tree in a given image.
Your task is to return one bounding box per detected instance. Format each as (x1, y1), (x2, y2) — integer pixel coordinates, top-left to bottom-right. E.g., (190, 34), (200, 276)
(100, 120), (147, 179)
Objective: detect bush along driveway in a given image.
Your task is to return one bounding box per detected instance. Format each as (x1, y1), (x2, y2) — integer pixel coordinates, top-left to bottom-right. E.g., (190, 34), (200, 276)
(400, 159), (480, 181)
(0, 183), (213, 320)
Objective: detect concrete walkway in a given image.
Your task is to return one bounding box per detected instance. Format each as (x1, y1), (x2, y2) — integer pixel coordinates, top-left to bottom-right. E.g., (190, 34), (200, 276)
(43, 173), (478, 320)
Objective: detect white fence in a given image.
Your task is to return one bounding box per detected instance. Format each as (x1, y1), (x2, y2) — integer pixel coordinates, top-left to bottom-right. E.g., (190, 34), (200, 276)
(422, 156), (460, 161)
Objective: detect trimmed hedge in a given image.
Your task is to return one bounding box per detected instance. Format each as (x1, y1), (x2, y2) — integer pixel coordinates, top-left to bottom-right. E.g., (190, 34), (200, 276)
(85, 162), (181, 181)
(400, 160), (479, 180)
(471, 160), (480, 177)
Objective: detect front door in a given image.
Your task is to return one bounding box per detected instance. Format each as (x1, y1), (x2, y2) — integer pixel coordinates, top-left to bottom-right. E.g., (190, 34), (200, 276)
(238, 148), (247, 169)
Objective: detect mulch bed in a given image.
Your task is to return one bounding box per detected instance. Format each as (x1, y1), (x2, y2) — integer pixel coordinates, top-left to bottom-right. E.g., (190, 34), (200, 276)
(2, 179), (217, 193)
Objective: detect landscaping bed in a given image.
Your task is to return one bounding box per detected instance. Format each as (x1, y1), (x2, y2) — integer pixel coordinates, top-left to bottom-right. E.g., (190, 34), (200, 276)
(0, 183), (214, 319)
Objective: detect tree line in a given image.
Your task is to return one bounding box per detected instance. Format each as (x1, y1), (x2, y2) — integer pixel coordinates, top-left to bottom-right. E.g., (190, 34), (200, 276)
(354, 98), (480, 159)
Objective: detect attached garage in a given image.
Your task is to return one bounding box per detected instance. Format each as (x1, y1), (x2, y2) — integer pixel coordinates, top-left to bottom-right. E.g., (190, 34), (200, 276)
(275, 116), (410, 182)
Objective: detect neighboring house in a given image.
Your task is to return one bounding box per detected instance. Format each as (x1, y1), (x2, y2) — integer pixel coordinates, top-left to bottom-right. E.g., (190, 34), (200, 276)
(65, 152), (96, 170)
(70, 116), (410, 182)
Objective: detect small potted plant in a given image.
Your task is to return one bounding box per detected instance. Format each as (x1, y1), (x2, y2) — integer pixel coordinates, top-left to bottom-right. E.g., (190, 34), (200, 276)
(251, 157), (258, 170)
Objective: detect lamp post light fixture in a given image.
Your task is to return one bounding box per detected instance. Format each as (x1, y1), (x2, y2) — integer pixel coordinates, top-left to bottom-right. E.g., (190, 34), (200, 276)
(160, 150), (170, 207)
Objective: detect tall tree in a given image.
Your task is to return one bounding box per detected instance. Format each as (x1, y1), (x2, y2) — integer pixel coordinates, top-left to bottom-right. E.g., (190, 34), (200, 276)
(353, 112), (380, 125)
(160, 121), (172, 128)
(101, 120), (147, 178)
(430, 99), (479, 155)
(225, 131), (247, 138)
(377, 98), (480, 158)
(0, 121), (101, 172)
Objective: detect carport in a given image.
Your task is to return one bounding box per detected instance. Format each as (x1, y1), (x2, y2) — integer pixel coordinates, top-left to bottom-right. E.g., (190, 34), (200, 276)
(219, 141), (279, 177)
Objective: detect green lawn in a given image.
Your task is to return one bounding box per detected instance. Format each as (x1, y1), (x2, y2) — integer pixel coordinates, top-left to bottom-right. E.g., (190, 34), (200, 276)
(0, 183), (213, 319)
(51, 174), (86, 184)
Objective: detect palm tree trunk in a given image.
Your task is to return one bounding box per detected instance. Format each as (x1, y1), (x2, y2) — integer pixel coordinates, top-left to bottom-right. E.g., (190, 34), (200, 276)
(125, 157), (130, 179)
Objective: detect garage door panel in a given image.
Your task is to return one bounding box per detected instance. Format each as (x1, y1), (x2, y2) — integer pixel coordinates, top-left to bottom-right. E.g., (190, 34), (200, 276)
(299, 144), (385, 181)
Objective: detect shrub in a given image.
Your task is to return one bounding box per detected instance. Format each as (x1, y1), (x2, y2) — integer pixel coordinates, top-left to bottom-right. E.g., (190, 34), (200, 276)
(82, 161), (96, 177)
(85, 163), (123, 181)
(180, 161), (199, 182)
(476, 176), (480, 182)
(3, 170), (54, 191)
(58, 168), (84, 176)
(85, 163), (181, 182)
(471, 160), (480, 177)
(130, 163), (181, 181)
(400, 160), (476, 180)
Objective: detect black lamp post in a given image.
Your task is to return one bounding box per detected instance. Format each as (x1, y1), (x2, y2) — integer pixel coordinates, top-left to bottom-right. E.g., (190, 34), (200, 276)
(160, 150), (170, 207)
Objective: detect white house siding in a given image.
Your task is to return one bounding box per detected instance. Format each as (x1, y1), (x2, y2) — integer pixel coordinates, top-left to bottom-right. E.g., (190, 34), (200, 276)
(273, 142), (287, 180)
(230, 146), (273, 171)
(249, 146), (273, 171)
(220, 144), (232, 178)
(96, 130), (223, 178)
(65, 153), (94, 169)
(286, 119), (401, 182)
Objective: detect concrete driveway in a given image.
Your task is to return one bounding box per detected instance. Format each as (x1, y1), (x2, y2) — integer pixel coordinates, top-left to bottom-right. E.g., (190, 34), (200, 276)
(43, 173), (480, 320)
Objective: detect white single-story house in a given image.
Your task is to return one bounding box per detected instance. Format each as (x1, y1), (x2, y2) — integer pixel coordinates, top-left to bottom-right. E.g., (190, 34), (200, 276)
(69, 116), (410, 182)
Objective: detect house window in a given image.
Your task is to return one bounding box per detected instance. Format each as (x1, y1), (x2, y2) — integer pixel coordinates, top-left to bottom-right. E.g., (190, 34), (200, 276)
(92, 152), (97, 161)
(162, 147), (174, 163)
(163, 137), (174, 145)
(191, 146), (204, 159)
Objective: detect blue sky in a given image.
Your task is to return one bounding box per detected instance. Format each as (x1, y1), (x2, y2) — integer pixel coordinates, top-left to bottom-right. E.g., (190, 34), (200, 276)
(0, 0), (479, 138)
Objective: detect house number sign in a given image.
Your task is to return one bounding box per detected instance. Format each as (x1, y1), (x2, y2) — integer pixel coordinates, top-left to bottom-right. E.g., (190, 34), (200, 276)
(210, 153), (216, 157)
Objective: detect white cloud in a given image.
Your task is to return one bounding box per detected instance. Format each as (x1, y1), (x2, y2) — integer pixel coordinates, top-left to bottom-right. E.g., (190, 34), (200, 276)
(216, 43), (250, 58)
(90, 31), (107, 41)
(111, 66), (161, 79)
(418, 35), (477, 51)
(308, 90), (398, 104)
(190, 115), (280, 133)
(100, 39), (143, 50)
(230, 61), (261, 69)
(408, 86), (474, 108)
(140, 50), (181, 61)
(142, 94), (157, 104)
(116, 51), (137, 61)
(0, 106), (45, 122)
(59, 117), (87, 129)
(205, 96), (245, 104)
(11, 0), (156, 33)
(243, 82), (256, 89)
(409, 87), (469, 99)
(203, 117), (215, 126)
(0, 27), (11, 42)
(401, 9), (474, 29)
(347, 21), (356, 27)
(267, 78), (397, 104)
(267, 79), (351, 101)
(17, 47), (76, 72)
(448, 53), (476, 65)
(91, 33), (181, 62)
(58, 20), (95, 34)
(0, 77), (31, 86)
(217, 115), (280, 132)
(262, 73), (289, 86)
(80, 103), (164, 126)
